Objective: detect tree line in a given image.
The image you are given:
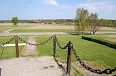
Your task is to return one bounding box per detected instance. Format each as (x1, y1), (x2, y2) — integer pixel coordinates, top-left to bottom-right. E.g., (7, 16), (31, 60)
(0, 19), (74, 25)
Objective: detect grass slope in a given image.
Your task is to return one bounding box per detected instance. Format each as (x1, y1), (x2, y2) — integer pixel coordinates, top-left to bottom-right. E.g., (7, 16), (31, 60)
(35, 35), (116, 68)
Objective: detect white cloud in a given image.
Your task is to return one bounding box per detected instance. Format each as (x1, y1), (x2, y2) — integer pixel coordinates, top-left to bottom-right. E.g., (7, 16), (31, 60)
(43, 0), (58, 6)
(75, 0), (116, 19)
(43, 0), (72, 9)
(77, 0), (116, 13)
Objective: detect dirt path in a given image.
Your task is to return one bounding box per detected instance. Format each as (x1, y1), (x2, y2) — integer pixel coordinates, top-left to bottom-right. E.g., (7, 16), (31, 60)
(26, 25), (74, 29)
(0, 56), (64, 76)
(22, 36), (38, 56)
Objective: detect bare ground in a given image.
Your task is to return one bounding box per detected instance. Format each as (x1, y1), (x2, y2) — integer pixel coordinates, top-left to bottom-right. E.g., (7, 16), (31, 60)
(25, 25), (74, 29)
(0, 56), (64, 76)
(104, 37), (116, 42)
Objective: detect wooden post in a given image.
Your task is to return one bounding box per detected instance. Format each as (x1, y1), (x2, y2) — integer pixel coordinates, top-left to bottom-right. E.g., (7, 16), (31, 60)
(15, 35), (19, 58)
(53, 35), (56, 57)
(0, 68), (1, 76)
(66, 41), (72, 75)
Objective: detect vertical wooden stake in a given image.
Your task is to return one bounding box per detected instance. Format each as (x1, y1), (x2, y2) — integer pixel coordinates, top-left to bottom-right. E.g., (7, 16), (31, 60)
(0, 68), (1, 76)
(15, 35), (19, 58)
(53, 35), (56, 57)
(66, 41), (72, 75)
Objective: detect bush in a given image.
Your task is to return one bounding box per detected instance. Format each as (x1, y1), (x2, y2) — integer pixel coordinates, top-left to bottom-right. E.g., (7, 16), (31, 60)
(82, 36), (116, 49)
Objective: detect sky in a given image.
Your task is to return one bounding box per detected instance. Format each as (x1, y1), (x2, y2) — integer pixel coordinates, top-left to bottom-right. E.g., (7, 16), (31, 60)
(0, 0), (116, 20)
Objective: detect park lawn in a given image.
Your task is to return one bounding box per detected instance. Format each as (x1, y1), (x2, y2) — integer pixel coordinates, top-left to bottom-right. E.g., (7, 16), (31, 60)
(0, 46), (23, 59)
(0, 36), (27, 59)
(0, 35), (116, 69)
(11, 29), (76, 33)
(36, 35), (116, 69)
(0, 36), (27, 44)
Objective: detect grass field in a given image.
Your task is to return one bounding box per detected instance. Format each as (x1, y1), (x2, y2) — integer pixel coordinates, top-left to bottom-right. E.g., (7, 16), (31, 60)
(0, 35), (116, 75)
(35, 35), (116, 68)
(0, 23), (116, 33)
(0, 36), (27, 59)
(0, 35), (116, 68)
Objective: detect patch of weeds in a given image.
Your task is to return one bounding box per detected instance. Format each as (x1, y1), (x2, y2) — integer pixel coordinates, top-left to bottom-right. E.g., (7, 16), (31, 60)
(44, 66), (49, 69)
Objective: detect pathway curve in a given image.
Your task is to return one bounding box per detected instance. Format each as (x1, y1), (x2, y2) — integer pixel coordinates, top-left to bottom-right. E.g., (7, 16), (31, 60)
(22, 36), (38, 56)
(0, 32), (116, 36)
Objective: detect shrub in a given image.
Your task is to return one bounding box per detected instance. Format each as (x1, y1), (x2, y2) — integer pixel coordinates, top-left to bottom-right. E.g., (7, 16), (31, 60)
(82, 36), (116, 49)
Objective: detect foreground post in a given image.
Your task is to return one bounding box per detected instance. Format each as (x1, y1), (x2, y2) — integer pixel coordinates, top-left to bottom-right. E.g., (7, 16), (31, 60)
(66, 41), (72, 75)
(15, 35), (19, 58)
(53, 35), (56, 57)
(0, 68), (1, 76)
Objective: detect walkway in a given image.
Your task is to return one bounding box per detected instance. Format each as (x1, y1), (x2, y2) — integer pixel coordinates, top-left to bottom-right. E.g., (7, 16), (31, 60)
(22, 36), (38, 56)
(0, 32), (116, 36)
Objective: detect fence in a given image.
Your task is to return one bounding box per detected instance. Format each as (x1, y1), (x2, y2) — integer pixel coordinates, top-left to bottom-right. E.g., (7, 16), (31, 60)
(0, 35), (116, 75)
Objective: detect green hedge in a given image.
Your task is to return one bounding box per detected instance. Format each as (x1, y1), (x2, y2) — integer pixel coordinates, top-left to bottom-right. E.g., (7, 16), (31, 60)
(82, 36), (116, 49)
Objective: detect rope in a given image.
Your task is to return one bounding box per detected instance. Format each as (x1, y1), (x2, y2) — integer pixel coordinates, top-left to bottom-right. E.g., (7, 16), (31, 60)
(54, 36), (68, 49)
(71, 42), (116, 74)
(0, 45), (4, 59)
(18, 35), (53, 46)
(0, 37), (15, 46)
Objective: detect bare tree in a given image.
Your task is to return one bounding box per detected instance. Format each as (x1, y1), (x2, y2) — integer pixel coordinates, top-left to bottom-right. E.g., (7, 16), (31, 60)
(89, 13), (100, 34)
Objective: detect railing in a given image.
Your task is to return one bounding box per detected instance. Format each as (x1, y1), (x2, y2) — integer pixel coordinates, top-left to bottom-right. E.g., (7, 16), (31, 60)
(0, 35), (116, 76)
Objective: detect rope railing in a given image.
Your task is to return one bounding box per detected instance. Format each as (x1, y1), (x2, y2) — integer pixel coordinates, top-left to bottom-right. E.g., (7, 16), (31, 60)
(54, 35), (68, 49)
(0, 37), (15, 46)
(18, 35), (53, 46)
(0, 37), (15, 59)
(0, 35), (116, 75)
(53, 35), (116, 75)
(70, 42), (116, 75)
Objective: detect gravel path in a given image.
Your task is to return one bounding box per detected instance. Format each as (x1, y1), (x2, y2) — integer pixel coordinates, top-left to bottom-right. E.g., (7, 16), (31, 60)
(0, 32), (116, 36)
(0, 56), (64, 76)
(22, 36), (38, 56)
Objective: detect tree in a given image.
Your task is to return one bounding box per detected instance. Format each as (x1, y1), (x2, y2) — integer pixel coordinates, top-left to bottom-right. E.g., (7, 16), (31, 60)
(75, 8), (89, 34)
(89, 13), (100, 34)
(11, 17), (19, 26)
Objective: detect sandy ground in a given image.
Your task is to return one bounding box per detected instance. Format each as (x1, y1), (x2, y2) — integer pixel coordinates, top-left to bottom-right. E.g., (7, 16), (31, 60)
(26, 25), (116, 31)
(105, 37), (116, 42)
(26, 25), (74, 29)
(0, 56), (64, 76)
(99, 27), (116, 31)
(0, 23), (116, 30)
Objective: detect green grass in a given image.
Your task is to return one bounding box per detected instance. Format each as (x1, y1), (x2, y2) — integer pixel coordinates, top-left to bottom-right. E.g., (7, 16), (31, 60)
(11, 29), (76, 33)
(0, 36), (27, 59)
(0, 35), (116, 70)
(0, 46), (23, 59)
(36, 35), (116, 68)
(0, 36), (27, 44)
